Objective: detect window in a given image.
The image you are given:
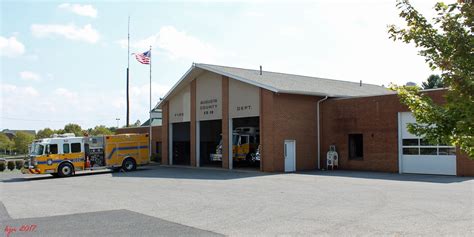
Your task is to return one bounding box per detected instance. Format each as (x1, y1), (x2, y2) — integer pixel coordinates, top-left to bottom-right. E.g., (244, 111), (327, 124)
(71, 143), (81, 153)
(439, 148), (456, 155)
(403, 148), (419, 155)
(349, 134), (363, 160)
(403, 139), (419, 146)
(241, 136), (249, 145)
(63, 144), (70, 154)
(232, 135), (239, 145)
(49, 144), (58, 154)
(402, 138), (456, 156)
(33, 144), (44, 155)
(420, 148), (437, 155)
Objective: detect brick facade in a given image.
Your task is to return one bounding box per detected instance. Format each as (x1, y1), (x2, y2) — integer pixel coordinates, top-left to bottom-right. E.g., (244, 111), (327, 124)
(190, 80), (197, 167)
(153, 75), (474, 176)
(162, 102), (169, 165)
(319, 90), (473, 176)
(221, 76), (230, 169)
(260, 89), (275, 172)
(456, 151), (474, 176)
(260, 90), (322, 171)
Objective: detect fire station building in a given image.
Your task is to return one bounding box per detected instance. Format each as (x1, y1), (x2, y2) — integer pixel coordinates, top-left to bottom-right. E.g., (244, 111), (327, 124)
(118, 63), (474, 176)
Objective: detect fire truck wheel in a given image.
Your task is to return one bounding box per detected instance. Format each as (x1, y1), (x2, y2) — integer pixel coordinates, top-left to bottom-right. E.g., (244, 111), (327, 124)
(122, 158), (136, 172)
(58, 163), (74, 177)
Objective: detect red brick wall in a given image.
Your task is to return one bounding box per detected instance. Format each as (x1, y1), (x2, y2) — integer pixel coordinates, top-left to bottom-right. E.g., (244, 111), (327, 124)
(162, 102), (169, 165)
(190, 80), (197, 167)
(320, 94), (401, 172)
(221, 76), (230, 169)
(260, 89), (275, 172)
(456, 152), (474, 176)
(319, 89), (474, 176)
(260, 90), (321, 172)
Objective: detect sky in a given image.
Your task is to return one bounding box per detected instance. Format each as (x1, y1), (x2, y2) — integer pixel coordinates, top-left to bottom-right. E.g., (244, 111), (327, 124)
(1, 0), (439, 131)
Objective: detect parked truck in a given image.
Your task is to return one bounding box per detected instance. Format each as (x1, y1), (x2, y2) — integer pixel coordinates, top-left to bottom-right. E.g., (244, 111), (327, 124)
(210, 127), (260, 163)
(22, 133), (149, 177)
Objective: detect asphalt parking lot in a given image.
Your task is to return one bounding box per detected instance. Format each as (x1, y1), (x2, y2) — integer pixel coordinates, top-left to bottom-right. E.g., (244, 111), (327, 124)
(1, 166), (473, 236)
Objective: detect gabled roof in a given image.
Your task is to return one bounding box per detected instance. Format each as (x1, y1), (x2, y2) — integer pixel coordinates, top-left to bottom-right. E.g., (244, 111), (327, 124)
(141, 118), (162, 127)
(156, 63), (393, 108)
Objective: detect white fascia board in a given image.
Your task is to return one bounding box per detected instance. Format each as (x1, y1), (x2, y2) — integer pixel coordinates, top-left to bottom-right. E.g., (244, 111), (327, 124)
(420, 88), (447, 92)
(195, 64), (280, 93)
(155, 65), (196, 109)
(276, 89), (342, 98)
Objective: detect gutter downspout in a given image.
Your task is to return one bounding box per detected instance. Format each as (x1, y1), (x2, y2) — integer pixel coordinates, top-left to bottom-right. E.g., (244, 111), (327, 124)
(317, 96), (328, 170)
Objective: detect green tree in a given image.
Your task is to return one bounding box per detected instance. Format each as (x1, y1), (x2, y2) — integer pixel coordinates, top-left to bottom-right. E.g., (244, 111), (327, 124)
(388, 1), (473, 158)
(0, 133), (14, 153)
(422, 75), (444, 89)
(13, 131), (35, 154)
(89, 125), (113, 136)
(36, 128), (54, 139)
(108, 126), (117, 133)
(64, 123), (83, 136)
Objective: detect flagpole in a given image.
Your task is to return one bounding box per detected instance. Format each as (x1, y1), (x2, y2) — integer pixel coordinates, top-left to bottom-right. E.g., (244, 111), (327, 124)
(126, 16), (130, 127)
(149, 45), (152, 161)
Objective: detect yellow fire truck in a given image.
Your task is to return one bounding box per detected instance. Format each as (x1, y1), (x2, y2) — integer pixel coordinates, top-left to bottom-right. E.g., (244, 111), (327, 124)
(22, 133), (149, 177)
(210, 127), (259, 163)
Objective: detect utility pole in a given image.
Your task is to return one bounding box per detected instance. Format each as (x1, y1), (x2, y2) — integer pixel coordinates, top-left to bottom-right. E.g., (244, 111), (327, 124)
(149, 45), (152, 160)
(126, 16), (130, 127)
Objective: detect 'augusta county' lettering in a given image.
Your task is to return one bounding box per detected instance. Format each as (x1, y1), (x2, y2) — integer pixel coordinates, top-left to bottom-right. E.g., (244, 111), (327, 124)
(199, 98), (219, 116)
(200, 99), (218, 105)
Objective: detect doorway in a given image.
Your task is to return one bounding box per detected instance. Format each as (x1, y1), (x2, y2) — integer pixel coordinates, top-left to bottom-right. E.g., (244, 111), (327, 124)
(284, 140), (296, 172)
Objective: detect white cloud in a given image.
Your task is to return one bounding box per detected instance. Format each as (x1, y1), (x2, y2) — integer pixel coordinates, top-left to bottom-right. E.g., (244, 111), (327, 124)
(31, 24), (100, 44)
(0, 36), (25, 57)
(118, 26), (218, 62)
(243, 11), (264, 17)
(58, 3), (97, 18)
(24, 87), (40, 96)
(0, 83), (39, 97)
(19, 71), (41, 81)
(54, 88), (78, 100)
(1, 81), (169, 130)
(279, 26), (305, 37)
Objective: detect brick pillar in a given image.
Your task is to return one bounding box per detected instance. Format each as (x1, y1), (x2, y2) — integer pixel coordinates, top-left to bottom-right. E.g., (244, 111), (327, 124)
(456, 151), (474, 176)
(260, 89), (275, 172)
(222, 76), (230, 169)
(190, 80), (197, 167)
(162, 102), (169, 165)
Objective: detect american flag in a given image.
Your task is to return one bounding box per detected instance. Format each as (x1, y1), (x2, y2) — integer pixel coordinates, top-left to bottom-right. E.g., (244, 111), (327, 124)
(133, 50), (151, 64)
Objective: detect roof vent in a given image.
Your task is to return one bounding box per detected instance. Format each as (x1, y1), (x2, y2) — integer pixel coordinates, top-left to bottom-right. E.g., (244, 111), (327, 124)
(259, 65), (262, 75)
(360, 80), (362, 87)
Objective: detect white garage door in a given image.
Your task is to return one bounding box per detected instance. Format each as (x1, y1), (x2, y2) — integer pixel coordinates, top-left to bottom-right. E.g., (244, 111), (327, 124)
(398, 112), (456, 175)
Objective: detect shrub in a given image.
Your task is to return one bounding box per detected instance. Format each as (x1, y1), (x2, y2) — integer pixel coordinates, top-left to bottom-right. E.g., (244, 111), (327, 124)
(15, 160), (25, 170)
(7, 160), (15, 171)
(0, 161), (5, 172)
